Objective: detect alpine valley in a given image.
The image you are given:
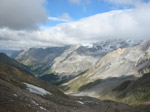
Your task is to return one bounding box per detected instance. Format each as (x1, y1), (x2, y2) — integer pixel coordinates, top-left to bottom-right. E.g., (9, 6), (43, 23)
(0, 39), (150, 112)
(15, 39), (142, 85)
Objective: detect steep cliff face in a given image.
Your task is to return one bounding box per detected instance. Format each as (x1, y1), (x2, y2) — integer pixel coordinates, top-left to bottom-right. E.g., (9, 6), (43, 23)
(62, 40), (150, 98)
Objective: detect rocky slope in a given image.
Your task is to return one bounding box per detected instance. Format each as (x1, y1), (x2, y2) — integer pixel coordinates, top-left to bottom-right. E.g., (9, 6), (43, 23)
(16, 39), (141, 85)
(0, 55), (140, 112)
(50, 45), (97, 76)
(51, 39), (141, 76)
(16, 46), (69, 75)
(136, 48), (150, 74)
(61, 40), (150, 99)
(0, 53), (34, 76)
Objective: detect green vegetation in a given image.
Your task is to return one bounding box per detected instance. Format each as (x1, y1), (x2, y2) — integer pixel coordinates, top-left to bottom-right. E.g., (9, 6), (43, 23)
(98, 73), (150, 106)
(79, 79), (103, 91)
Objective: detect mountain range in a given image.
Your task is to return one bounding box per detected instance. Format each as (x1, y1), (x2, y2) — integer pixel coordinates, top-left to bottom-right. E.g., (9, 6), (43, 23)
(0, 39), (150, 111)
(14, 39), (142, 85)
(0, 52), (143, 112)
(61, 40), (150, 105)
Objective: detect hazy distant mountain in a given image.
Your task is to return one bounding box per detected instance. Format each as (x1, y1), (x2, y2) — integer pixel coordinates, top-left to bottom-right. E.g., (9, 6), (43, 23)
(0, 54), (140, 112)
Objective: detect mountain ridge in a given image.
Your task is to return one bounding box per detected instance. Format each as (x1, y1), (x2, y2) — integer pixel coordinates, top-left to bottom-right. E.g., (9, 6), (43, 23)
(15, 39), (142, 85)
(0, 53), (34, 76)
(0, 53), (141, 112)
(61, 40), (150, 97)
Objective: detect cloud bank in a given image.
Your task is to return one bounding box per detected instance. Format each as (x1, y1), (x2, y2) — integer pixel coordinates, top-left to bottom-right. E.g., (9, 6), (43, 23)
(0, 0), (150, 50)
(0, 0), (48, 30)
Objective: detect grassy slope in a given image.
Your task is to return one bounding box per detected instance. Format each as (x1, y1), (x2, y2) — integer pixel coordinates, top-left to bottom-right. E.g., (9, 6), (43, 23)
(97, 73), (150, 105)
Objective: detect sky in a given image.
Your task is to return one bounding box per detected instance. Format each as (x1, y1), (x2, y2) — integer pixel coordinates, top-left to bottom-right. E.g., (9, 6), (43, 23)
(0, 0), (150, 50)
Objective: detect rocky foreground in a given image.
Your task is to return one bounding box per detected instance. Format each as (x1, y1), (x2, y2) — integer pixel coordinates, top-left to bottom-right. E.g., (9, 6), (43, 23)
(0, 54), (146, 112)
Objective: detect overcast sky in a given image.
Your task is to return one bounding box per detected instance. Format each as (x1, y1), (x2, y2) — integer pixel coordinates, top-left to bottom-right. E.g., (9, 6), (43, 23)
(0, 0), (150, 50)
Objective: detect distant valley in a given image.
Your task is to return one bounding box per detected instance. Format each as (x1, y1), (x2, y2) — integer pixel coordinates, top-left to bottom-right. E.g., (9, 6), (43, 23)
(4, 39), (142, 85)
(0, 39), (150, 112)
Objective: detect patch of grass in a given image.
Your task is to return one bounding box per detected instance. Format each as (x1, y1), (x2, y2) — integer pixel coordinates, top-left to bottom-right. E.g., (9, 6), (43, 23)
(65, 75), (90, 93)
(99, 95), (118, 101)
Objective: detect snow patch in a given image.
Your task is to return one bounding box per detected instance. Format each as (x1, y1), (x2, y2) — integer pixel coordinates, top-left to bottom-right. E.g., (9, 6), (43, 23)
(77, 101), (84, 105)
(13, 94), (17, 97)
(23, 82), (51, 96)
(32, 100), (39, 106)
(40, 106), (47, 111)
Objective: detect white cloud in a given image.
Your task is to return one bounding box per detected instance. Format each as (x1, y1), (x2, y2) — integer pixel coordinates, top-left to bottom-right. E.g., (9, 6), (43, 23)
(0, 1), (150, 50)
(48, 13), (72, 22)
(0, 0), (48, 30)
